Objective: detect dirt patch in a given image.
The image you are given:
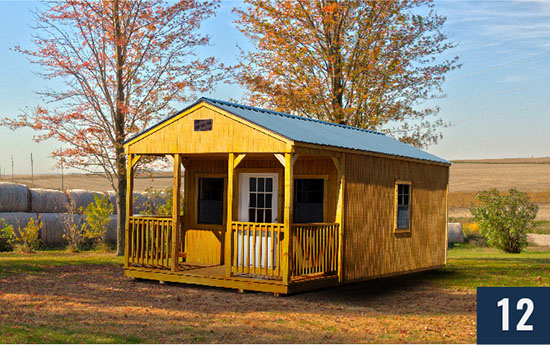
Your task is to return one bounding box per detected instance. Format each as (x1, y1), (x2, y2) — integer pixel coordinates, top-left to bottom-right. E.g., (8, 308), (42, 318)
(528, 234), (550, 246)
(0, 264), (476, 343)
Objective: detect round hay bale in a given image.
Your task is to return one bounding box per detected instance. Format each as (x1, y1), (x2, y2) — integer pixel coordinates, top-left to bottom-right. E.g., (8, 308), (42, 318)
(0, 212), (37, 238)
(143, 191), (168, 215)
(107, 191), (148, 215)
(67, 189), (104, 210)
(38, 213), (73, 247)
(30, 188), (69, 213)
(106, 215), (117, 244)
(448, 223), (464, 244)
(0, 182), (30, 212)
(107, 191), (118, 214)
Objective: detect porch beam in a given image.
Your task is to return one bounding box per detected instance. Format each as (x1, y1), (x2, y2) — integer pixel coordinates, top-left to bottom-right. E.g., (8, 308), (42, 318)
(171, 154), (182, 272)
(131, 154), (143, 168)
(282, 153), (295, 284)
(274, 153), (285, 166)
(332, 154), (346, 282)
(234, 153), (246, 168)
(124, 154), (134, 268)
(225, 153), (235, 277)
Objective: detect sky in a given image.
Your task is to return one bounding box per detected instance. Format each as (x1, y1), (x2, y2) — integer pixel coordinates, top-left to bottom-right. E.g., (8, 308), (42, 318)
(0, 0), (550, 174)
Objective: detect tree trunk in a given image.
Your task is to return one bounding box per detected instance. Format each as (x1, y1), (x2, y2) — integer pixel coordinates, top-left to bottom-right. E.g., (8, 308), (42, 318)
(114, 0), (126, 256)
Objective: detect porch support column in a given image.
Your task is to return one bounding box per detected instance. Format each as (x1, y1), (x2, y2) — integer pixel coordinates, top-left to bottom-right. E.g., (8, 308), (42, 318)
(225, 153), (235, 277)
(124, 153), (134, 268)
(171, 153), (182, 272)
(282, 153), (294, 284)
(332, 154), (346, 283)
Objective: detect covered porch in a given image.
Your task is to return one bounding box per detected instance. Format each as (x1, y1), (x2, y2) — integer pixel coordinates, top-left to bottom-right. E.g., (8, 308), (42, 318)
(123, 152), (345, 294)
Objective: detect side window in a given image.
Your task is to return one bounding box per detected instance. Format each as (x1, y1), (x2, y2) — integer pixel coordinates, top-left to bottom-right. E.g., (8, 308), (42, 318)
(395, 182), (411, 231)
(294, 179), (324, 223)
(197, 177), (224, 225)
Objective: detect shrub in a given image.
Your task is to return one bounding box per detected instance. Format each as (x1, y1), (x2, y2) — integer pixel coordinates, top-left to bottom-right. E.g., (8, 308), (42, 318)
(462, 221), (488, 246)
(471, 188), (538, 253)
(82, 194), (113, 248)
(143, 187), (183, 216)
(60, 200), (86, 252)
(0, 218), (15, 252)
(14, 216), (43, 253)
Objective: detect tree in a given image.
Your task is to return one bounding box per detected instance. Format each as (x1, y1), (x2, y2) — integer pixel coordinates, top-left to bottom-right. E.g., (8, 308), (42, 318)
(3, 0), (225, 255)
(472, 189), (538, 253)
(234, 0), (459, 147)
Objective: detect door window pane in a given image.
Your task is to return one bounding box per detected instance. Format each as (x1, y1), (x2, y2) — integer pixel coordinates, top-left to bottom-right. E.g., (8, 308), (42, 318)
(247, 176), (274, 223)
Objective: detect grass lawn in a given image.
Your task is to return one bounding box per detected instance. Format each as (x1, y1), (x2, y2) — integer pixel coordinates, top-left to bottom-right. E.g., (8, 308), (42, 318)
(0, 246), (548, 343)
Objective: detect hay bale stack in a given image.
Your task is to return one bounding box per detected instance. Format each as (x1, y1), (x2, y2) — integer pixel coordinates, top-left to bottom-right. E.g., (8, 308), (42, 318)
(30, 188), (68, 213)
(0, 182), (30, 212)
(107, 191), (148, 214)
(0, 212), (37, 237)
(143, 191), (168, 215)
(67, 189), (104, 210)
(38, 213), (74, 247)
(447, 223), (464, 244)
(106, 215), (117, 243)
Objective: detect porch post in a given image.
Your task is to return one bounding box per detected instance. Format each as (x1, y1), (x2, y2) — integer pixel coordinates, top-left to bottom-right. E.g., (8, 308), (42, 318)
(282, 153), (294, 284)
(333, 154), (346, 282)
(124, 153), (134, 268)
(225, 153), (235, 277)
(171, 153), (181, 272)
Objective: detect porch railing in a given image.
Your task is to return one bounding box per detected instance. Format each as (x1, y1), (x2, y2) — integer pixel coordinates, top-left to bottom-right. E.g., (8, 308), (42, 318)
(128, 216), (172, 269)
(290, 223), (339, 276)
(230, 221), (285, 278)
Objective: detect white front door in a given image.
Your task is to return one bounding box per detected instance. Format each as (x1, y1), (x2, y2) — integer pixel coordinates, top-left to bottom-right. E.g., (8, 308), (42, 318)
(238, 173), (278, 223)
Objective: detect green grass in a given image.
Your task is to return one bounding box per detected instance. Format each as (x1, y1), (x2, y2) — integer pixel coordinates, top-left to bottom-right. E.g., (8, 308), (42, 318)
(0, 250), (122, 278)
(1, 325), (142, 344)
(422, 245), (550, 289)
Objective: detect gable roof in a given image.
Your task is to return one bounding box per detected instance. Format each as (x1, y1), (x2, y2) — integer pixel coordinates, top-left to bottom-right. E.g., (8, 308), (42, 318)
(125, 97), (450, 165)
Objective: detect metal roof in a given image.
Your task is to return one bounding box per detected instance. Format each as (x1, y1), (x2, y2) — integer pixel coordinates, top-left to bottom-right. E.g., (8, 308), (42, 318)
(126, 97), (450, 165)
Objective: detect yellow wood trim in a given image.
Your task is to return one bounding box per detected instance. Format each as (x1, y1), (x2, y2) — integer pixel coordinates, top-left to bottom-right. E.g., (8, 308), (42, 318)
(131, 154), (143, 168)
(225, 153), (235, 277)
(294, 174), (329, 223)
(171, 154), (182, 272)
(295, 142), (450, 167)
(394, 180), (412, 234)
(124, 154), (134, 269)
(274, 153), (285, 167)
(124, 102), (294, 149)
(334, 154), (345, 282)
(292, 154), (300, 166)
(233, 154), (247, 168)
(282, 153), (294, 284)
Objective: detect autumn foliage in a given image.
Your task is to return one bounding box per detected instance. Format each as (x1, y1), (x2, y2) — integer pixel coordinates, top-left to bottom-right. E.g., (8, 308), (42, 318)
(234, 0), (459, 147)
(3, 0), (224, 254)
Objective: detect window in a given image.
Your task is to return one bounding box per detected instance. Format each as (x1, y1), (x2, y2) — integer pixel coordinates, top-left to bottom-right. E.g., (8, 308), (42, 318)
(197, 177), (224, 224)
(248, 177), (274, 223)
(395, 182), (411, 231)
(194, 119), (212, 131)
(294, 179), (324, 223)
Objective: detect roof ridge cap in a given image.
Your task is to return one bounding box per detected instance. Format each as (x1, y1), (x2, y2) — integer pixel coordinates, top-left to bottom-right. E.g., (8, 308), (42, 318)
(201, 97), (386, 136)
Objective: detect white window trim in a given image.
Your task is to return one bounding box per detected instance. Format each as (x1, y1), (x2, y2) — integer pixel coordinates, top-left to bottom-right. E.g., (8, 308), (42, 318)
(238, 172), (279, 223)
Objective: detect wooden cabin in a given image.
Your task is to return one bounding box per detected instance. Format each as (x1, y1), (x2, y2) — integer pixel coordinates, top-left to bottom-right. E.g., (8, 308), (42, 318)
(123, 98), (450, 294)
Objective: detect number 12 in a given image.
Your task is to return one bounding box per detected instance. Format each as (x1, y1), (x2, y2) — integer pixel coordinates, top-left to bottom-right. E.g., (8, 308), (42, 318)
(497, 297), (534, 331)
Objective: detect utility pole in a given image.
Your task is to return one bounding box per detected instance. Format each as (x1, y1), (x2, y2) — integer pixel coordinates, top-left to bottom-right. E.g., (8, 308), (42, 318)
(11, 155), (14, 181)
(31, 153), (34, 185)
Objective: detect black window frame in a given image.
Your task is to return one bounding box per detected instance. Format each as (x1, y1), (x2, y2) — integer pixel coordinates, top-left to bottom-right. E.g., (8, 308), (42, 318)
(197, 177), (224, 225)
(395, 181), (412, 232)
(293, 178), (325, 224)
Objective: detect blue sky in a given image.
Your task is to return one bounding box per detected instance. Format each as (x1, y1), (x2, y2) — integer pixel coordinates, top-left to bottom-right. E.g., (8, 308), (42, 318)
(1, 0), (550, 174)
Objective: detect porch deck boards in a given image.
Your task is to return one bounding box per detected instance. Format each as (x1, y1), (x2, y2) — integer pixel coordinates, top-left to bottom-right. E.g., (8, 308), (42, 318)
(124, 262), (338, 294)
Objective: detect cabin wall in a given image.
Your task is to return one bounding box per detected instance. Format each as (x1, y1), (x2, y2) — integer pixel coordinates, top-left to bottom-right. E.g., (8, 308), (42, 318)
(343, 153), (448, 282)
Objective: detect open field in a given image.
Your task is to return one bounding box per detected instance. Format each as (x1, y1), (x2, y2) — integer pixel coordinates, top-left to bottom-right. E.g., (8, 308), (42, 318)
(0, 246), (548, 343)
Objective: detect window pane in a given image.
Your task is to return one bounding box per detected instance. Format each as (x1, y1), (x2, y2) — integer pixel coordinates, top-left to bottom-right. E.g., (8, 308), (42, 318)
(250, 177), (256, 192)
(265, 209), (272, 222)
(258, 178), (265, 192)
(198, 178), (224, 225)
(249, 209), (256, 222)
(403, 184), (409, 194)
(403, 195), (409, 205)
(265, 194), (272, 208)
(398, 184), (403, 194)
(256, 209), (264, 223)
(397, 206), (409, 228)
(249, 193), (256, 207)
(266, 178), (273, 192)
(258, 193), (265, 208)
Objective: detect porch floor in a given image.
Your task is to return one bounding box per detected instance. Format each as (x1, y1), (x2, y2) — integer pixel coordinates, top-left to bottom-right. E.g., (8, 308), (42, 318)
(124, 262), (338, 294)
